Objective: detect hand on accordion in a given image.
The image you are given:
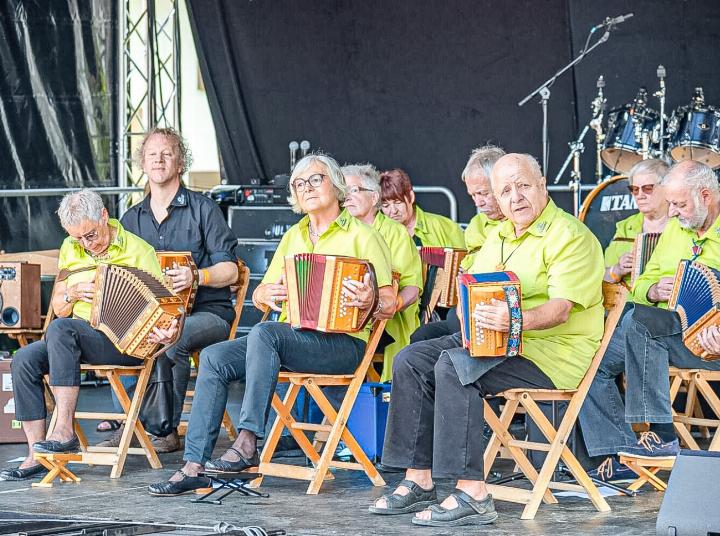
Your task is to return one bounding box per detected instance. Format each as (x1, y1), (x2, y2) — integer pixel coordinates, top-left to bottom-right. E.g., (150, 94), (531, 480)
(615, 252), (634, 277)
(697, 325), (720, 357)
(342, 273), (375, 311)
(147, 318), (179, 345)
(165, 264), (195, 292)
(473, 298), (510, 333)
(68, 273), (97, 304)
(648, 277), (674, 303)
(254, 275), (287, 312)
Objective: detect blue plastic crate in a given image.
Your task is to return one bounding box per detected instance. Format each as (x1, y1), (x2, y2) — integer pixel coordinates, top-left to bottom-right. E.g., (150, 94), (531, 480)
(347, 382), (391, 461)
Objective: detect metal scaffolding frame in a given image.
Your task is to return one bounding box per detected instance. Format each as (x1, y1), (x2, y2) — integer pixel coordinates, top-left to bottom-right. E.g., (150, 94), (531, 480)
(117, 0), (181, 210)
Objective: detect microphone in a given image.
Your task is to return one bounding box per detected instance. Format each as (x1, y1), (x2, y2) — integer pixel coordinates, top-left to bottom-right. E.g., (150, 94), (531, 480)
(289, 141), (299, 171)
(300, 140), (310, 158)
(591, 13), (633, 32)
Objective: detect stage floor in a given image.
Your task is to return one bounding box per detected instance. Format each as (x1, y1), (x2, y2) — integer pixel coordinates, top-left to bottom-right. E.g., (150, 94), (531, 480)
(0, 384), (663, 535)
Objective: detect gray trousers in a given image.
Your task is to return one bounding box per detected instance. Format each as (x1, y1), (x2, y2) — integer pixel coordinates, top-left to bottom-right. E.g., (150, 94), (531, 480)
(11, 318), (141, 421)
(382, 334), (554, 480)
(183, 321), (365, 465)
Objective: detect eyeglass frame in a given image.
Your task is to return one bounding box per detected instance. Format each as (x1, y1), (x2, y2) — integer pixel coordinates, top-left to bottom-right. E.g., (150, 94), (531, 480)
(627, 184), (656, 196)
(347, 185), (376, 195)
(292, 173), (327, 192)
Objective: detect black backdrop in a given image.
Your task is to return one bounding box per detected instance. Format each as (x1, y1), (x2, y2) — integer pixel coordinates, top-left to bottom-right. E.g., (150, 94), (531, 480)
(187, 0), (720, 222)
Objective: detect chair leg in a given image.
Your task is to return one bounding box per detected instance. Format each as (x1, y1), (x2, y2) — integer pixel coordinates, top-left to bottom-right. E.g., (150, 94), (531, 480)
(670, 375), (700, 449)
(694, 375), (720, 451)
(222, 410), (238, 441)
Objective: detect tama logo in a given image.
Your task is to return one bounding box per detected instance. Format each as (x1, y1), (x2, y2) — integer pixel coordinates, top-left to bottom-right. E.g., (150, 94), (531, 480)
(600, 194), (638, 212)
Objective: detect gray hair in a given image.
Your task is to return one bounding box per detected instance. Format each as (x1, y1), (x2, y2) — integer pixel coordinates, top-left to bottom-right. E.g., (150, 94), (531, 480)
(461, 144), (506, 182)
(288, 153), (347, 214)
(661, 160), (719, 193)
(341, 163), (382, 209)
(628, 158), (670, 185)
(57, 189), (105, 229)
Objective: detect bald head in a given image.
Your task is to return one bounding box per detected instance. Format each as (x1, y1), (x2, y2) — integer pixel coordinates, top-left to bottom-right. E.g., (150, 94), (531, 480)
(490, 153), (548, 235)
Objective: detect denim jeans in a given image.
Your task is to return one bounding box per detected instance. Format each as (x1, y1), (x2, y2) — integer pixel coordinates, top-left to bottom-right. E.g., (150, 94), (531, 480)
(11, 318), (141, 421)
(112, 311), (230, 428)
(624, 307), (720, 424)
(578, 305), (637, 457)
(183, 321), (365, 465)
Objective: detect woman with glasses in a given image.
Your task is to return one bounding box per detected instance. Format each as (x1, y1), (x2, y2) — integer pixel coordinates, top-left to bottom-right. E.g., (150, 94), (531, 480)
(148, 153), (395, 496)
(379, 168), (465, 248)
(342, 163), (422, 382)
(1, 189), (177, 482)
(603, 159), (670, 285)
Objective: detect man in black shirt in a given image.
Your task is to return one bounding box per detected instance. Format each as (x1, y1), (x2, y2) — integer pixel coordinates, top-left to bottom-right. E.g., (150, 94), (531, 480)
(103, 127), (238, 452)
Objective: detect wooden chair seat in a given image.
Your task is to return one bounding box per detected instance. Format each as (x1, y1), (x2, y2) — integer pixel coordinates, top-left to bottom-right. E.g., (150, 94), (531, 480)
(619, 454), (675, 492)
(482, 282), (628, 520)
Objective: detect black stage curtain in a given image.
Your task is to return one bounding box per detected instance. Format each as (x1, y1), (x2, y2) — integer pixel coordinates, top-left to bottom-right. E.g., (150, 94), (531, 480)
(187, 0), (720, 222)
(0, 0), (117, 252)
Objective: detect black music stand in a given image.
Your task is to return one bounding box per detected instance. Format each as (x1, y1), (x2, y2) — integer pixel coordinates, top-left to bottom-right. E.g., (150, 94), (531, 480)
(192, 470), (268, 505)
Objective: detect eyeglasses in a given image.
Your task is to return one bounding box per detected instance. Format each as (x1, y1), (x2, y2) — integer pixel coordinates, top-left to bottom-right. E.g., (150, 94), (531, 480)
(628, 184), (656, 195)
(292, 174), (326, 192)
(72, 228), (101, 246)
(347, 186), (374, 195)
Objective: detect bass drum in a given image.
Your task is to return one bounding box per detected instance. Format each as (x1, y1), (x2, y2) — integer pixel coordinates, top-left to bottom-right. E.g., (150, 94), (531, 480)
(579, 175), (637, 251)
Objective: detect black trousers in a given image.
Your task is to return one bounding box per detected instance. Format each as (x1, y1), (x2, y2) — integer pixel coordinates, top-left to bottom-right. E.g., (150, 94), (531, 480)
(410, 307), (461, 343)
(11, 317), (142, 421)
(382, 334), (555, 480)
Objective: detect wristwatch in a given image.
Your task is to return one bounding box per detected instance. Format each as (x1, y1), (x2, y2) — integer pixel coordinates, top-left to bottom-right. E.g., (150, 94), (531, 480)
(63, 291), (71, 304)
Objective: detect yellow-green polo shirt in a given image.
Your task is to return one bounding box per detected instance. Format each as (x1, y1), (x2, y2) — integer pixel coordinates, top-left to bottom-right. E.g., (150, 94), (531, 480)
(632, 213), (720, 308)
(604, 212), (643, 288)
(58, 218), (162, 322)
(371, 212), (423, 381)
(470, 199), (604, 390)
(461, 213), (503, 270)
(413, 205), (465, 248)
(263, 209), (393, 342)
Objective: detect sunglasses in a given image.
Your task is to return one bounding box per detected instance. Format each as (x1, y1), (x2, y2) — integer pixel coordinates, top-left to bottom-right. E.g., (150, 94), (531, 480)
(627, 184), (655, 195)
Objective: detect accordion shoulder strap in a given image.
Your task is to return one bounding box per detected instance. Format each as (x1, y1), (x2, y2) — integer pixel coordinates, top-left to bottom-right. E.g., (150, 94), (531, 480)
(56, 266), (97, 283)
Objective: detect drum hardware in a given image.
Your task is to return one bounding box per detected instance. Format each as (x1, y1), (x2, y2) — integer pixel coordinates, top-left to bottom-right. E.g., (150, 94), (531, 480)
(653, 65), (667, 153)
(289, 140), (299, 171)
(300, 140), (311, 158)
(518, 15), (627, 175)
(590, 75), (607, 183)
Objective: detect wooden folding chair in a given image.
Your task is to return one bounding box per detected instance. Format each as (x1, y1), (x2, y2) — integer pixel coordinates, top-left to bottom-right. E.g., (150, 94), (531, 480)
(178, 260), (250, 440)
(252, 312), (392, 494)
(670, 367), (720, 451)
(482, 282), (628, 520)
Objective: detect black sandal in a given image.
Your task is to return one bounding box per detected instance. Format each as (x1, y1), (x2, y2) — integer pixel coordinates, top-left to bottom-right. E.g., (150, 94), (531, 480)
(148, 469), (211, 496)
(411, 490), (498, 527)
(368, 479), (437, 515)
(96, 419), (121, 432)
(204, 447), (260, 473)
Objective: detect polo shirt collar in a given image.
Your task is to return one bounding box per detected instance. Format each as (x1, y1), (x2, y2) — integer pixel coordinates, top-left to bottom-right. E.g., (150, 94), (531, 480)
(697, 209), (720, 242)
(498, 198), (559, 240)
(414, 206), (428, 234)
(299, 208), (351, 238)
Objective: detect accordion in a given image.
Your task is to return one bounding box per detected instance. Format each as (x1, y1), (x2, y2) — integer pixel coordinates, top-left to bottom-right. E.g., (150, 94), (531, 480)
(419, 247), (467, 308)
(284, 254), (377, 333)
(90, 264), (184, 359)
(457, 272), (523, 357)
(668, 259), (720, 360)
(629, 233), (661, 285)
(156, 251), (199, 314)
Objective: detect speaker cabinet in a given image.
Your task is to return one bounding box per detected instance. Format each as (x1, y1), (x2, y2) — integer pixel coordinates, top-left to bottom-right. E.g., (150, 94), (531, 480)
(0, 262), (41, 329)
(657, 450), (720, 536)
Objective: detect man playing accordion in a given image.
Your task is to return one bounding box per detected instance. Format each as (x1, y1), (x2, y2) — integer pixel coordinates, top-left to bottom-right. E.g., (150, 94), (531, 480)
(148, 153), (395, 496)
(368, 153), (603, 527)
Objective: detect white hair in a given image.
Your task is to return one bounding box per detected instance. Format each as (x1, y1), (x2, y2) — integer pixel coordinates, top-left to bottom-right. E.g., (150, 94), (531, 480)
(489, 153), (543, 188)
(57, 189), (105, 229)
(661, 160), (719, 193)
(341, 163), (381, 209)
(461, 145), (506, 182)
(287, 153), (347, 214)
(628, 158), (669, 185)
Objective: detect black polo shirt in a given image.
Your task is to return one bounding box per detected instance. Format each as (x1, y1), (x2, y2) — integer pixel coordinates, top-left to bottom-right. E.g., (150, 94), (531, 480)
(121, 185), (237, 325)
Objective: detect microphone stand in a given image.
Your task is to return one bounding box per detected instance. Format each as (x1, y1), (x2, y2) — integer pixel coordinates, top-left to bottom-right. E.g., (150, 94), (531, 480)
(519, 28), (612, 175)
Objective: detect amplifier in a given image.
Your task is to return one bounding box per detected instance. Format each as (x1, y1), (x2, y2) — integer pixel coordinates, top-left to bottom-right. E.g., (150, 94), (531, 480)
(0, 262), (41, 328)
(229, 206), (301, 240)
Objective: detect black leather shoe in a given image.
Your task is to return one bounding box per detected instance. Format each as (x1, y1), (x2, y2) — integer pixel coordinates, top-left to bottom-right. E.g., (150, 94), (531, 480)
(375, 462), (404, 473)
(204, 447), (260, 473)
(32, 435), (81, 454)
(0, 464), (48, 481)
(148, 470), (211, 496)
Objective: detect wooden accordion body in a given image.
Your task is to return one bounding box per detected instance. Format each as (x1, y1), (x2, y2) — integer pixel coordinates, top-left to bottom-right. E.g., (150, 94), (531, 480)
(284, 254), (377, 333)
(629, 232), (661, 285)
(419, 247), (467, 307)
(156, 251), (199, 314)
(457, 272), (522, 357)
(668, 259), (720, 361)
(90, 264), (184, 359)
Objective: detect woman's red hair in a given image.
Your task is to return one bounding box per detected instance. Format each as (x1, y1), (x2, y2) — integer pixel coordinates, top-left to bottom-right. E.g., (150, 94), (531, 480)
(380, 168), (413, 203)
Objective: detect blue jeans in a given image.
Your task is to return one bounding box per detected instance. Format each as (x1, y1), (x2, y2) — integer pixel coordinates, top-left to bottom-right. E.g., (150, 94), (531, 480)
(112, 311), (230, 428)
(624, 307), (720, 424)
(578, 306), (636, 457)
(183, 321), (365, 465)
